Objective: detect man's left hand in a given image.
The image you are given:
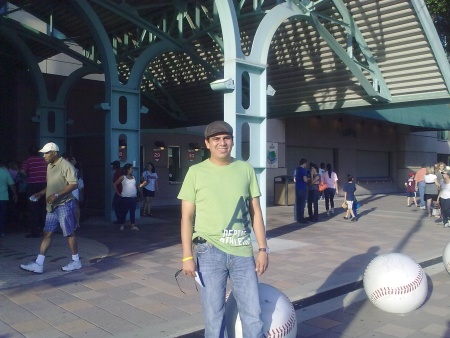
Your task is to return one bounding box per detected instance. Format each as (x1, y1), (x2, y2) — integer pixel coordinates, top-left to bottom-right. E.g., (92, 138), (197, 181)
(255, 251), (269, 276)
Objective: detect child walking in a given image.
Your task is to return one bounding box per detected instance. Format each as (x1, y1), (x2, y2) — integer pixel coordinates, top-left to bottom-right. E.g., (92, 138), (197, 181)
(343, 174), (358, 222)
(405, 172), (418, 207)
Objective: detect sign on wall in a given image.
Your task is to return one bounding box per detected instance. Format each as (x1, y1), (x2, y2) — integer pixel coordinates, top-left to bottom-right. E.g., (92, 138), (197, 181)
(153, 150), (161, 162)
(188, 150), (195, 161)
(267, 142), (278, 168)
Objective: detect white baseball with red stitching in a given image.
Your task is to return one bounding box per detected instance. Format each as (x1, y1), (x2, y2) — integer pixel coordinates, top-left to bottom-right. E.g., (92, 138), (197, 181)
(226, 283), (297, 338)
(363, 253), (428, 314)
(442, 242), (450, 274)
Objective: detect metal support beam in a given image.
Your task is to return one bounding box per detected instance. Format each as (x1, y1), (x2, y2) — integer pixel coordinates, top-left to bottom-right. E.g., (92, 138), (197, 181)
(215, 0), (268, 226)
(72, 0), (142, 222)
(91, 0), (220, 78)
(308, 0), (392, 102)
(0, 17), (102, 70)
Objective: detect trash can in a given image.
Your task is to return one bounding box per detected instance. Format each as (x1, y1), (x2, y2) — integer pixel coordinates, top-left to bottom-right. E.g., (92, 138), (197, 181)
(274, 175), (295, 206)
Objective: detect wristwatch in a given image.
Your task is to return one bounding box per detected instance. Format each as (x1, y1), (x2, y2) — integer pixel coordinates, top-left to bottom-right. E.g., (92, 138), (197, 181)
(54, 193), (59, 198)
(259, 247), (270, 253)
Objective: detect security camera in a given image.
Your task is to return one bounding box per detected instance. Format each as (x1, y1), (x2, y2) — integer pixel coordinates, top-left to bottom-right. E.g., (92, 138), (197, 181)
(210, 78), (235, 92)
(94, 102), (111, 110)
(266, 85), (276, 96)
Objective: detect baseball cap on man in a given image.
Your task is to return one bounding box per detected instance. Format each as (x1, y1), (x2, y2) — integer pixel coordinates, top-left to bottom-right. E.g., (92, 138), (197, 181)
(111, 160), (121, 168)
(204, 121), (233, 139)
(38, 142), (59, 153)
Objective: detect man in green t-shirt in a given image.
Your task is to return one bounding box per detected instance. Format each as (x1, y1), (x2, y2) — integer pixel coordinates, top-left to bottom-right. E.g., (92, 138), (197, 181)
(178, 121), (269, 337)
(20, 142), (81, 274)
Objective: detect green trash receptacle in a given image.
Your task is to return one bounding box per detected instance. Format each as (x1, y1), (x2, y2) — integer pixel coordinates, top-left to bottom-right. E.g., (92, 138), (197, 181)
(274, 175), (295, 206)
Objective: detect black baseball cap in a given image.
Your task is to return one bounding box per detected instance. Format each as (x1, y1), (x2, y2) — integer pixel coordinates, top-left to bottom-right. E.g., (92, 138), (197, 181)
(111, 160), (120, 168)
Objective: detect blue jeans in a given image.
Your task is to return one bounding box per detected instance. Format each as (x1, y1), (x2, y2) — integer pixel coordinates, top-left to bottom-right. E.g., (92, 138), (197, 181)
(324, 188), (336, 211)
(196, 243), (262, 338)
(112, 194), (122, 221)
(440, 198), (450, 225)
(418, 181), (426, 207)
(307, 189), (319, 221)
(0, 200), (7, 234)
(295, 189), (307, 222)
(118, 197), (137, 224)
(27, 182), (46, 235)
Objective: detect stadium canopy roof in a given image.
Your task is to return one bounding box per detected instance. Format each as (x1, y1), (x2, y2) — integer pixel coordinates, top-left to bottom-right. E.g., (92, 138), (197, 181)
(1, 0), (450, 129)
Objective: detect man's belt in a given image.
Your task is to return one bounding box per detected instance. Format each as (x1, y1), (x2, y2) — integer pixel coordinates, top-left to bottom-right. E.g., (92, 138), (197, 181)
(193, 236), (207, 244)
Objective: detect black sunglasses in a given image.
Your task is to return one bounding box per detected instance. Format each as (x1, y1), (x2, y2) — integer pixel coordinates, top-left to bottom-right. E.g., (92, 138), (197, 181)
(174, 269), (198, 294)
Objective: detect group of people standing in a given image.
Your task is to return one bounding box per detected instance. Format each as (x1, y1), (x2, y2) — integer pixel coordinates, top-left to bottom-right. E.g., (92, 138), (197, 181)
(294, 159), (359, 223)
(111, 160), (158, 231)
(294, 159), (344, 223)
(407, 162), (450, 228)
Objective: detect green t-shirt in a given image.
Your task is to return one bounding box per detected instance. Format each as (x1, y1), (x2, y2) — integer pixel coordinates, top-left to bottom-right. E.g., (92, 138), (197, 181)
(177, 158), (261, 257)
(0, 167), (14, 201)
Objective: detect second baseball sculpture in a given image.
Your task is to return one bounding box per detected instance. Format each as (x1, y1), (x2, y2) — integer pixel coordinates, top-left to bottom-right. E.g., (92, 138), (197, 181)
(363, 253), (428, 314)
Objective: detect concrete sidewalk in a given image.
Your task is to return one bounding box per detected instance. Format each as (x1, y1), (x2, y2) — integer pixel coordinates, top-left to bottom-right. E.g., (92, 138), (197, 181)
(1, 194), (450, 337)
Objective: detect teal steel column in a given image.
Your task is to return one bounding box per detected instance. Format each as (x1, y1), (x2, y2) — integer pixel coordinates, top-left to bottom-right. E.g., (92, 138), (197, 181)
(41, 67), (101, 154)
(73, 0), (142, 222)
(0, 26), (59, 149)
(37, 105), (66, 153)
(215, 0), (268, 224)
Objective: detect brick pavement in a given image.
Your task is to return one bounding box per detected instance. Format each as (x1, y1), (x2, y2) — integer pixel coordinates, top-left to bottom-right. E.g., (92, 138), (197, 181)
(1, 194), (450, 337)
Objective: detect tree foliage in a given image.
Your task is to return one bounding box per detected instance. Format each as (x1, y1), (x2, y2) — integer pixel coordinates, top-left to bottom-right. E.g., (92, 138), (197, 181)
(425, 0), (450, 55)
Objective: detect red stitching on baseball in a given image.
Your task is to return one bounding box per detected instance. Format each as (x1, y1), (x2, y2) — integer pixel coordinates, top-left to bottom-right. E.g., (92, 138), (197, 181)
(263, 302), (296, 338)
(369, 264), (424, 306)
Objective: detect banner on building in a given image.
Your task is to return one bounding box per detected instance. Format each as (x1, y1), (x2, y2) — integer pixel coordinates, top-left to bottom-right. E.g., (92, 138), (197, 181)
(267, 142), (278, 168)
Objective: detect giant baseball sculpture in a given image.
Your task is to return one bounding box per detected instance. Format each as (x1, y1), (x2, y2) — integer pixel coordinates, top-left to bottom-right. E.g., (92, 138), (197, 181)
(442, 242), (450, 274)
(226, 283), (297, 338)
(363, 253), (427, 314)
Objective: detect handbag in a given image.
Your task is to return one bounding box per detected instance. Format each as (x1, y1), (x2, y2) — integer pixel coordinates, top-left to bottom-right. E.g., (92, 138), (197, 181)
(342, 201), (348, 209)
(432, 201), (441, 217)
(318, 181), (327, 192)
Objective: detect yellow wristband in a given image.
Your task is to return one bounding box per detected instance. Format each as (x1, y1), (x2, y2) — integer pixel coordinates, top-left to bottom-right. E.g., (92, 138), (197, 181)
(182, 256), (193, 262)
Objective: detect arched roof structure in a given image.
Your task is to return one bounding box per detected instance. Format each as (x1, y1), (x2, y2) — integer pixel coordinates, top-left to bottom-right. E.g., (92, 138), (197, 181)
(2, 0), (449, 128)
(1, 0), (449, 220)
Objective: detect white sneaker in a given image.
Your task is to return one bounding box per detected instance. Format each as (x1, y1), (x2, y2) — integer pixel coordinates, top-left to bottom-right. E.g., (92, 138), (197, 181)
(445, 223), (449, 228)
(61, 260), (82, 272)
(20, 261), (43, 274)
(330, 208), (335, 214)
(326, 211), (330, 216)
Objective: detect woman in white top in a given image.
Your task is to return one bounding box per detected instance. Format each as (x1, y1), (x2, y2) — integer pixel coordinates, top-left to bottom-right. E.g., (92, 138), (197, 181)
(141, 162), (158, 217)
(437, 170), (450, 227)
(322, 163), (339, 216)
(114, 163), (146, 231)
(424, 166), (440, 217)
